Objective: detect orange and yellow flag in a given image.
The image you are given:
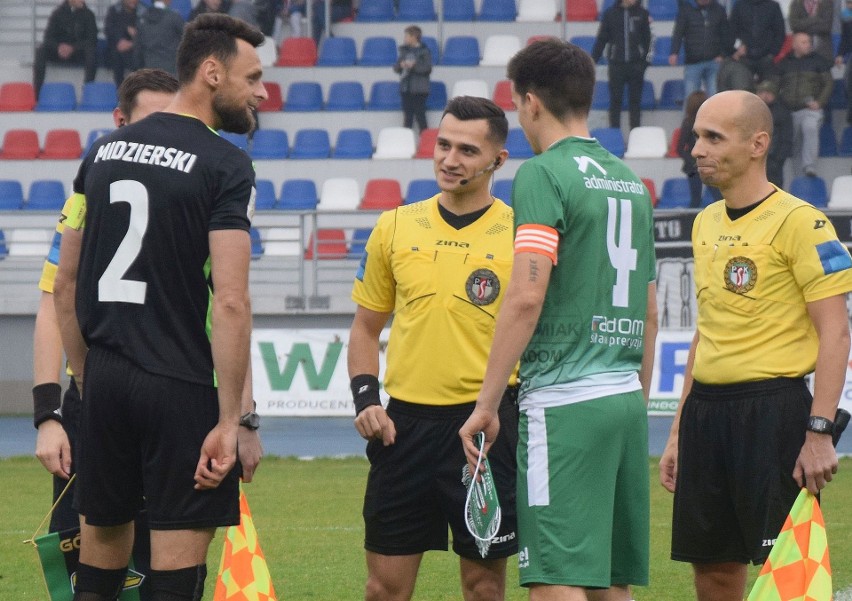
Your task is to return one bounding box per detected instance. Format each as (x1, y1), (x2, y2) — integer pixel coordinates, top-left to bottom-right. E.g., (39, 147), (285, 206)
(214, 483), (278, 601)
(747, 489), (832, 601)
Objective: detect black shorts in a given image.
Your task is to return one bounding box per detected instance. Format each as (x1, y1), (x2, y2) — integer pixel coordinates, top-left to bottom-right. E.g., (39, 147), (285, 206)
(671, 377), (811, 565)
(50, 379), (81, 533)
(363, 389), (519, 560)
(74, 346), (239, 530)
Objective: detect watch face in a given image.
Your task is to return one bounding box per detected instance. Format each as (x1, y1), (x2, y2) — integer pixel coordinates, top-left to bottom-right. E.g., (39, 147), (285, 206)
(807, 416), (833, 434)
(241, 412), (260, 429)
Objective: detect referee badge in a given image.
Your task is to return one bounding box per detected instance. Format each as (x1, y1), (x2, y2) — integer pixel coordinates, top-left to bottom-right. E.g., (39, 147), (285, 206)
(466, 269), (500, 306)
(724, 256), (757, 294)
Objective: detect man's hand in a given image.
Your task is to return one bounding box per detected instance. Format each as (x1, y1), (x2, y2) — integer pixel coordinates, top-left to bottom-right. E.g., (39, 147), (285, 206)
(57, 43), (74, 59)
(238, 427), (263, 483)
(659, 434), (678, 493)
(116, 39), (133, 53)
(793, 431), (838, 494)
(668, 54), (678, 66)
(35, 420), (72, 479)
(194, 423), (239, 490)
(459, 407), (500, 478)
(354, 405), (396, 446)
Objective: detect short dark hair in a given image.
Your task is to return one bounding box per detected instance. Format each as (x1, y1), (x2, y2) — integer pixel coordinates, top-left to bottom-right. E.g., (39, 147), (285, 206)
(507, 39), (595, 120)
(117, 68), (179, 119)
(404, 25), (422, 41)
(176, 13), (265, 85)
(442, 96), (509, 146)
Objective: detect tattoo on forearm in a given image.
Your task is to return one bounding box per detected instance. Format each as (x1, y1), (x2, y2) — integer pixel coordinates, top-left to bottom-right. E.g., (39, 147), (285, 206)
(529, 258), (539, 282)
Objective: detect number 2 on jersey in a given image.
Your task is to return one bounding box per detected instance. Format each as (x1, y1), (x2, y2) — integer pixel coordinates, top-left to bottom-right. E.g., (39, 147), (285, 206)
(98, 179), (148, 304)
(606, 197), (637, 308)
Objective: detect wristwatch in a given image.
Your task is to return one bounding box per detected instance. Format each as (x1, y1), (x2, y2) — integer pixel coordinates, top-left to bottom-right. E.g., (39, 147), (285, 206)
(806, 415), (834, 435)
(239, 402), (260, 431)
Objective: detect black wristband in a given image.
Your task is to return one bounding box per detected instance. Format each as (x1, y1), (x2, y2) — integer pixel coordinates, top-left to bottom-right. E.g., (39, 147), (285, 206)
(350, 374), (381, 416)
(33, 383), (63, 429)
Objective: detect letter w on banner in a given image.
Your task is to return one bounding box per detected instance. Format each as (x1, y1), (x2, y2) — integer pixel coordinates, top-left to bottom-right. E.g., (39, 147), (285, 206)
(748, 488), (832, 601)
(214, 482), (277, 601)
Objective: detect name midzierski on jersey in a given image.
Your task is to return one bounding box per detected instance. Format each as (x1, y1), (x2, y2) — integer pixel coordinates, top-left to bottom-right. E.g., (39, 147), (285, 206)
(93, 140), (198, 174)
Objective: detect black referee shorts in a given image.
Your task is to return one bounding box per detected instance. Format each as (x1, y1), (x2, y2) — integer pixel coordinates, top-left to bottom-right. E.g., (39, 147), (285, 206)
(671, 377), (811, 565)
(363, 388), (519, 560)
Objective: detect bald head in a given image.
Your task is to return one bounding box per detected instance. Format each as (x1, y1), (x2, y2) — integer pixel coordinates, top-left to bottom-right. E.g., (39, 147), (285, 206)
(700, 90), (773, 141)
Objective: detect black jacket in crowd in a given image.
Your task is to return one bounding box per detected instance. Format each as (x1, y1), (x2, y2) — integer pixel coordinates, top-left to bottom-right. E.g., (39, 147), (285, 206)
(42, 0), (98, 54)
(670, 0), (733, 64)
(394, 43), (432, 95)
(104, 1), (139, 55)
(729, 0), (786, 60)
(766, 100), (793, 167)
(591, 2), (652, 65)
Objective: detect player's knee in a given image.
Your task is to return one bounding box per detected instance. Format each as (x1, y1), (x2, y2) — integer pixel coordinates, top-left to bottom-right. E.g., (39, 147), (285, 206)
(73, 562), (128, 600)
(149, 564), (207, 601)
(364, 574), (412, 601)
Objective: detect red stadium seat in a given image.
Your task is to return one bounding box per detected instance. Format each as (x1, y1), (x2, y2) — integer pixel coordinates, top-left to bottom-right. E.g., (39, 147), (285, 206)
(40, 129), (83, 159)
(492, 80), (514, 111)
(666, 127), (681, 158)
(304, 229), (348, 259)
(642, 178), (658, 206)
(565, 0), (598, 20)
(276, 37), (317, 67)
(0, 129), (40, 160)
(360, 179), (402, 210)
(0, 82), (36, 111)
(415, 128), (439, 159)
(258, 82), (283, 112)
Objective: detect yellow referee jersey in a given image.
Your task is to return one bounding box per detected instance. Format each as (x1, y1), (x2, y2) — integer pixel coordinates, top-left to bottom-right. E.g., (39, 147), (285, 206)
(352, 195), (518, 405)
(692, 188), (852, 384)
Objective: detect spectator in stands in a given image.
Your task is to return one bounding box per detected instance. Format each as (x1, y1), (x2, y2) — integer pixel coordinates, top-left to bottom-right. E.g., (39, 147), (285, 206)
(837, 0), (852, 126)
(33, 0), (98, 100)
(394, 25), (432, 134)
(717, 0), (785, 92)
(135, 0), (185, 76)
(592, 0), (652, 131)
(229, 0), (261, 28)
(669, 0), (733, 97)
(311, 0), (353, 45)
(756, 79), (793, 187)
(254, 0), (284, 35)
(777, 32), (834, 177)
(105, 0), (141, 88)
(282, 1), (307, 38)
(678, 90), (710, 207)
(189, 0), (232, 21)
(788, 0), (835, 62)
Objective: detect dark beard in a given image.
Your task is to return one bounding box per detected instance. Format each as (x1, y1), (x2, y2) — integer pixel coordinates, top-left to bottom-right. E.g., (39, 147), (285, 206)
(214, 93), (255, 134)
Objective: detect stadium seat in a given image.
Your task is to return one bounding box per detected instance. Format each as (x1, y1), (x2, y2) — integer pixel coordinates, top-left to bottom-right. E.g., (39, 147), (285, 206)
(405, 179), (440, 203)
(398, 0), (437, 20)
(639, 80), (656, 110)
(591, 81), (610, 110)
(451, 79), (490, 99)
(35, 82), (77, 111)
(84, 128), (114, 155)
(492, 179), (513, 205)
(326, 81), (365, 111)
(623, 126), (667, 158)
(700, 186), (720, 208)
(304, 229), (348, 260)
(78, 82), (117, 111)
(415, 128), (439, 158)
(516, 0), (557, 21)
(657, 178), (692, 209)
(279, 179), (319, 210)
(318, 178), (361, 211)
(492, 80), (514, 110)
(422, 36), (440, 63)
(40, 129), (83, 159)
(356, 0), (396, 21)
(840, 126), (852, 157)
(829, 175), (852, 208)
(249, 227), (264, 259)
(0, 129), (40, 160)
(361, 179), (403, 210)
(591, 127), (626, 158)
(0, 180), (25, 210)
(564, 0), (597, 20)
(262, 227), (302, 256)
(658, 79), (685, 109)
(426, 80), (448, 110)
(349, 227), (372, 258)
(478, 0), (517, 21)
(6, 228), (52, 256)
(367, 81), (402, 111)
(285, 81), (323, 111)
(258, 82), (283, 111)
(648, 0), (678, 20)
(219, 131), (249, 151)
(641, 178), (657, 206)
(506, 128), (534, 159)
(666, 127), (681, 158)
(25, 180), (66, 210)
(441, 36), (480, 66)
(480, 35), (521, 66)
(373, 127), (417, 159)
(359, 36), (398, 66)
(276, 37), (317, 66)
(333, 128), (373, 159)
(442, 0), (476, 20)
(570, 35), (602, 62)
(0, 230), (7, 258)
(317, 36), (357, 66)
(0, 82), (36, 111)
(290, 128), (331, 159)
(249, 129), (289, 159)
(789, 175), (828, 207)
(819, 122), (838, 157)
(258, 36), (278, 67)
(170, 0), (191, 19)
(254, 179), (279, 210)
(651, 36), (680, 66)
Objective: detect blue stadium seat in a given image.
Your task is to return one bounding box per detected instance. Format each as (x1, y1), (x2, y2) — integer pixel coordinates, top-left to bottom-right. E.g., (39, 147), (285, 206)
(255, 179), (279, 210)
(349, 227), (373, 259)
(839, 126), (852, 157)
(478, 0), (517, 21)
(441, 36), (480, 65)
(819, 122), (838, 157)
(398, 0), (437, 20)
(170, 0), (191, 20)
(0, 180), (25, 210)
(291, 128), (331, 159)
(333, 128), (373, 159)
(279, 179), (319, 210)
(657, 178), (691, 209)
(285, 82), (323, 111)
(367, 81), (402, 111)
(35, 82), (76, 111)
(443, 0), (475, 20)
(592, 81), (610, 110)
(0, 230), (7, 258)
(639, 80), (656, 110)
(250, 227), (264, 259)
(789, 176), (828, 208)
(359, 36), (398, 66)
(84, 128), (114, 155)
(25, 180), (66, 210)
(700, 186), (721, 208)
(357, 0), (396, 21)
(422, 36), (440, 63)
(326, 81), (365, 111)
(405, 179), (440, 204)
(570, 36), (603, 64)
(651, 36), (680, 66)
(317, 37), (357, 66)
(426, 80), (448, 110)
(658, 79), (685, 109)
(506, 128), (534, 159)
(591, 127), (625, 158)
(78, 81), (117, 111)
(250, 129), (289, 159)
(492, 179), (513, 205)
(648, 0), (678, 20)
(219, 131), (249, 151)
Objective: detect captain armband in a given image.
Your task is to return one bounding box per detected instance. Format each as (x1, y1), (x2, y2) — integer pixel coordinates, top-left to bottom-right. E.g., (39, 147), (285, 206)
(33, 383), (63, 429)
(350, 374), (382, 416)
